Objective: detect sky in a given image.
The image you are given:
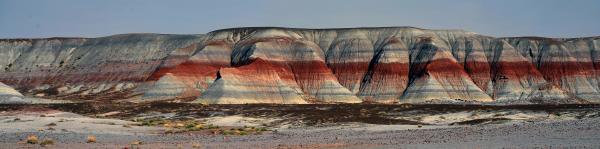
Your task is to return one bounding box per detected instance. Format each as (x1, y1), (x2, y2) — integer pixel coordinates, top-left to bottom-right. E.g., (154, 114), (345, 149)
(1, 0), (599, 38)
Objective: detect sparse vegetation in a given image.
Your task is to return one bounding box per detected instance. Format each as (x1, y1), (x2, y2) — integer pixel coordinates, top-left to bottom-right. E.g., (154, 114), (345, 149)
(26, 135), (38, 144)
(192, 142), (202, 148)
(239, 131), (248, 135)
(87, 135), (96, 143)
(256, 127), (268, 132)
(4, 63), (12, 71)
(210, 126), (269, 136)
(138, 118), (214, 133)
(221, 130), (232, 135)
(207, 124), (219, 129)
(138, 118), (168, 126)
(40, 138), (54, 146)
(2, 103), (598, 148)
(130, 140), (142, 145)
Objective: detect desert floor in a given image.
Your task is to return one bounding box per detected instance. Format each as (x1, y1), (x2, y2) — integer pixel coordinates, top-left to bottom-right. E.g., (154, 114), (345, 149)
(0, 103), (599, 148)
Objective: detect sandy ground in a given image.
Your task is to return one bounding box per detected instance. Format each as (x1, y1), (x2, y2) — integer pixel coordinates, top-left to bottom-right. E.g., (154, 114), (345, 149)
(0, 114), (599, 148)
(0, 104), (599, 148)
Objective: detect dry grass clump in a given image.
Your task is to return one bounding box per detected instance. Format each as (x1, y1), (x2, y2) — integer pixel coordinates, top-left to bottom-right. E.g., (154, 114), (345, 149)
(137, 118), (168, 126)
(87, 135), (96, 143)
(25, 135), (55, 146)
(26, 135), (38, 144)
(215, 126), (269, 136)
(131, 140), (142, 145)
(40, 139), (54, 146)
(137, 118), (270, 135)
(129, 140), (142, 149)
(192, 142), (202, 148)
(138, 118), (209, 133)
(206, 124), (219, 129)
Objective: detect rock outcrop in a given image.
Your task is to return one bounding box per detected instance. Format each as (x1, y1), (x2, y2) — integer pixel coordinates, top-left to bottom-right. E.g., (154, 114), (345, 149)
(195, 58), (309, 104)
(1, 27), (598, 104)
(0, 82), (26, 103)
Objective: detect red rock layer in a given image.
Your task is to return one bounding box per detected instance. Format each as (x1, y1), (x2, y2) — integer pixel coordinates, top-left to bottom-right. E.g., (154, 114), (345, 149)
(144, 40), (233, 100)
(358, 38), (410, 103)
(288, 61), (337, 91)
(463, 60), (492, 92)
(227, 36), (361, 103)
(326, 39), (374, 93)
(401, 41), (492, 102)
(358, 62), (409, 103)
(328, 62), (371, 93)
(2, 27), (599, 104)
(196, 58), (307, 104)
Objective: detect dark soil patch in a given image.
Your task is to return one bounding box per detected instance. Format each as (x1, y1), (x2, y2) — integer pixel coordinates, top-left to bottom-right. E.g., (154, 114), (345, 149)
(1, 103), (599, 126)
(450, 118), (512, 125)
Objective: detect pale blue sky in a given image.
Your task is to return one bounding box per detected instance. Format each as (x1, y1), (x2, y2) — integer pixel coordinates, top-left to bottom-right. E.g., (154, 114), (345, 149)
(1, 0), (599, 38)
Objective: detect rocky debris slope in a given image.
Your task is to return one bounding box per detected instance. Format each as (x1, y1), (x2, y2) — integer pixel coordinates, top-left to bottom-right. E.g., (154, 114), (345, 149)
(1, 27), (599, 104)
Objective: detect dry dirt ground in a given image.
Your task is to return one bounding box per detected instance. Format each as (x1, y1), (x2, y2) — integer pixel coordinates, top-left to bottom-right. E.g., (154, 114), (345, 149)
(0, 103), (599, 148)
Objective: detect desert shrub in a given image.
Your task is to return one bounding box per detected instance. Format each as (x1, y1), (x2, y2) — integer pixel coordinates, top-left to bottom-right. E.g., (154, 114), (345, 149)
(192, 143), (202, 148)
(239, 131), (248, 135)
(221, 130), (232, 135)
(26, 135), (38, 144)
(139, 118), (166, 126)
(207, 124), (219, 129)
(40, 139), (54, 146)
(87, 135), (96, 143)
(256, 127), (268, 132)
(130, 140), (142, 145)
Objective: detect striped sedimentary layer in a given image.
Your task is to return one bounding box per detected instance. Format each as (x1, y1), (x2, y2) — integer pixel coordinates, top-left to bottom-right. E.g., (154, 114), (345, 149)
(195, 58), (308, 104)
(0, 82), (25, 103)
(0, 27), (599, 104)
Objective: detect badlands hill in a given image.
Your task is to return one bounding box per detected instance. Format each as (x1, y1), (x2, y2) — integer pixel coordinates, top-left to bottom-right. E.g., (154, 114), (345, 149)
(1, 27), (599, 104)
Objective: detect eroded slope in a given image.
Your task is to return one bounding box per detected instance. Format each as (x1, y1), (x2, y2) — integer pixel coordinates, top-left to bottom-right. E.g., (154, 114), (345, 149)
(1, 27), (599, 104)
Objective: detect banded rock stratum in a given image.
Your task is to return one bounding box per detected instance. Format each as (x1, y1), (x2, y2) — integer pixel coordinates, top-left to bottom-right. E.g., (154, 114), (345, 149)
(1, 27), (599, 104)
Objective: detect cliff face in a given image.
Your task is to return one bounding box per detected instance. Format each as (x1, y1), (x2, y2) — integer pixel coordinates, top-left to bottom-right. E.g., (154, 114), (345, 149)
(1, 27), (599, 104)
